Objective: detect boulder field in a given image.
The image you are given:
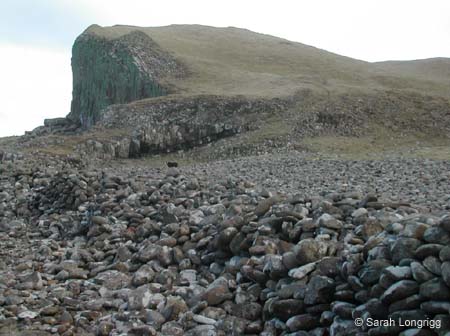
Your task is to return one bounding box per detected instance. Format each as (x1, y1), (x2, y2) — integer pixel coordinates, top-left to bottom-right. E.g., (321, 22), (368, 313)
(0, 152), (449, 335)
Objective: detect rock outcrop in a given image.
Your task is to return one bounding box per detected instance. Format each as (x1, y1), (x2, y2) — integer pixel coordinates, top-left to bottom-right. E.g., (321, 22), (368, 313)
(25, 117), (80, 137)
(68, 26), (184, 128)
(76, 95), (291, 158)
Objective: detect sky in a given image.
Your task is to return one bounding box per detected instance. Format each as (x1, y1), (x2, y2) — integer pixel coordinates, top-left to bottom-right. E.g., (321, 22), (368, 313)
(1, 0), (450, 137)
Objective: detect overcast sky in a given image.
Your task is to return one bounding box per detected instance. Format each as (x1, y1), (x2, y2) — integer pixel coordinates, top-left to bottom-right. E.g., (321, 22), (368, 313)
(1, 0), (450, 137)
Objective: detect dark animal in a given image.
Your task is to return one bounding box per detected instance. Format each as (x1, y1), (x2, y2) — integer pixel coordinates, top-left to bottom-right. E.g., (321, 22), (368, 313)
(167, 161), (179, 168)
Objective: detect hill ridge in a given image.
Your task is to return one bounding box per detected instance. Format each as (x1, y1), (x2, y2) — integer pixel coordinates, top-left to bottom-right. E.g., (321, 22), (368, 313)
(9, 24), (450, 161)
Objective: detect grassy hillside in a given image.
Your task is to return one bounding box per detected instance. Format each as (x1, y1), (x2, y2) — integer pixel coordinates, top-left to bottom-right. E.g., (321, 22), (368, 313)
(6, 24), (449, 161)
(375, 58), (450, 83)
(84, 24), (450, 99)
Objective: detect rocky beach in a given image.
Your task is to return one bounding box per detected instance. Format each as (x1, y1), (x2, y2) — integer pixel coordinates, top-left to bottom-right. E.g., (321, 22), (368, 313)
(1, 21), (450, 336)
(1, 150), (449, 335)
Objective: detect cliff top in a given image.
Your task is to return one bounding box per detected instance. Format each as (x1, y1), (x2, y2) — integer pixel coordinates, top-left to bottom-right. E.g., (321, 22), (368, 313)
(82, 24), (450, 98)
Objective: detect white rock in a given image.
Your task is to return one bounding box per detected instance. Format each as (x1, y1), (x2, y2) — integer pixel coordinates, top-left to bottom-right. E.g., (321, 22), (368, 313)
(352, 208), (368, 218)
(193, 314), (217, 325)
(18, 310), (38, 319)
(288, 262), (316, 280)
(180, 269), (197, 284)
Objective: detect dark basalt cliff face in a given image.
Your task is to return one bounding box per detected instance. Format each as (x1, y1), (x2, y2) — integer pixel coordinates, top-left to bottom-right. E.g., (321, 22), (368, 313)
(68, 28), (183, 128)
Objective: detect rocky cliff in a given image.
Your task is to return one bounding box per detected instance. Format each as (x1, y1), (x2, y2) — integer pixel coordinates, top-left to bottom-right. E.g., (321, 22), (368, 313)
(23, 24), (449, 161)
(77, 95), (291, 159)
(68, 26), (184, 128)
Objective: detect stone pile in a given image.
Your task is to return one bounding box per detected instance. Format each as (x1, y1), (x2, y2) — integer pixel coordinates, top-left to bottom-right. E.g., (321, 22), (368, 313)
(337, 208), (450, 335)
(0, 162), (449, 335)
(31, 170), (104, 213)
